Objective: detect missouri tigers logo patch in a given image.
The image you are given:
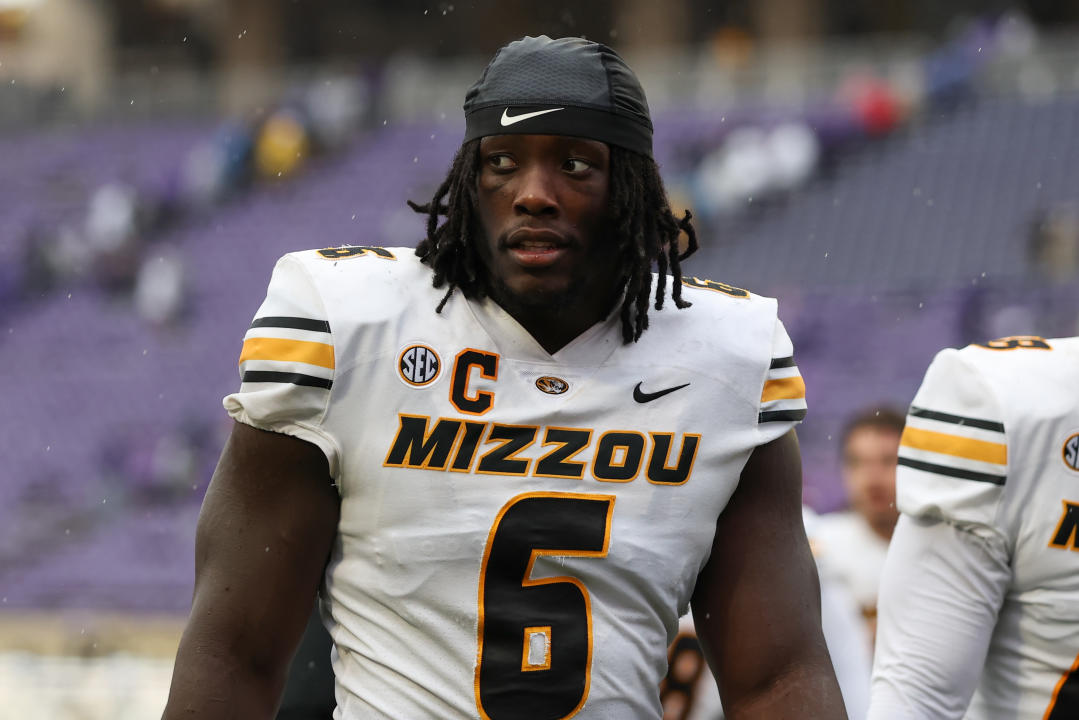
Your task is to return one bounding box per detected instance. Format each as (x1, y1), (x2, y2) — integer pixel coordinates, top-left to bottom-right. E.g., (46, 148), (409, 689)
(535, 376), (569, 395)
(398, 344), (441, 386)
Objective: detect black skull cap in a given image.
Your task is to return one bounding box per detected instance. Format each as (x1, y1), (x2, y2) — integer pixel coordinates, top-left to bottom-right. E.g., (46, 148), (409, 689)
(463, 35), (653, 157)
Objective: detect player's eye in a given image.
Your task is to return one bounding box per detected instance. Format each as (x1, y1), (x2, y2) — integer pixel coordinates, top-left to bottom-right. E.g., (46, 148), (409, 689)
(487, 153), (517, 171)
(563, 158), (592, 174)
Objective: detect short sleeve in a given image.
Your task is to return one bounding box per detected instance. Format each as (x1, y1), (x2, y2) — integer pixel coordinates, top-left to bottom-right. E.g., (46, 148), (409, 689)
(223, 254), (341, 478)
(896, 348), (1007, 531)
(756, 317), (807, 445)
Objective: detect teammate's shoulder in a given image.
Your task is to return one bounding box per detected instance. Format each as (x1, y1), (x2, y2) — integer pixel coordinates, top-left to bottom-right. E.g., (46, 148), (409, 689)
(941, 335), (1077, 387)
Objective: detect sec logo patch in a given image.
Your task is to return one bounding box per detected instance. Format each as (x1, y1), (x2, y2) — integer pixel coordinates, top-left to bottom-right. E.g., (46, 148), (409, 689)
(1064, 433), (1079, 471)
(398, 344), (441, 386)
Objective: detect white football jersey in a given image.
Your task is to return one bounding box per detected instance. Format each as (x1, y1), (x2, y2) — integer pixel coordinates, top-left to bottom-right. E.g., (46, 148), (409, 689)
(812, 510), (890, 625)
(223, 246), (806, 720)
(891, 336), (1079, 719)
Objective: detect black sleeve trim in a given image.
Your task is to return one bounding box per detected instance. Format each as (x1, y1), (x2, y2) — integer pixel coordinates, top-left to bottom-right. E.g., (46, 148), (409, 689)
(908, 407), (1004, 433)
(897, 457), (1006, 485)
(758, 409), (807, 423)
(242, 371), (333, 390)
(251, 316), (331, 333)
(769, 356), (797, 369)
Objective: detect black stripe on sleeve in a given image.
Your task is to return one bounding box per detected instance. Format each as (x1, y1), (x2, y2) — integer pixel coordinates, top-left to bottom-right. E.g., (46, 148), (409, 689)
(759, 408), (807, 423)
(769, 356), (796, 369)
(908, 406), (1004, 433)
(242, 371), (333, 390)
(250, 316), (331, 333)
(897, 457), (1006, 486)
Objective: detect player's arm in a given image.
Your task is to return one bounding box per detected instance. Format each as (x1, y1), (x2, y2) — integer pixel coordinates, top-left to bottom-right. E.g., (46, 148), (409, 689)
(867, 514), (1009, 719)
(691, 429), (846, 719)
(867, 346), (1012, 719)
(162, 421), (340, 720)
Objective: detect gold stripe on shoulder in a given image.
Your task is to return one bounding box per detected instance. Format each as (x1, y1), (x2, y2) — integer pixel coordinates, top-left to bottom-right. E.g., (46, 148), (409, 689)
(761, 376), (806, 403)
(900, 427), (1006, 465)
(239, 337), (335, 369)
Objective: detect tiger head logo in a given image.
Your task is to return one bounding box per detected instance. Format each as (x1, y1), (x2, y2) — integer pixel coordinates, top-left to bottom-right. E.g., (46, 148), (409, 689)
(535, 376), (569, 395)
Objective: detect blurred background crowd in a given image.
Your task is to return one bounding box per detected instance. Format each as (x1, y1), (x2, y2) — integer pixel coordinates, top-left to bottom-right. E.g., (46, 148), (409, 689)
(1, 0), (1078, 717)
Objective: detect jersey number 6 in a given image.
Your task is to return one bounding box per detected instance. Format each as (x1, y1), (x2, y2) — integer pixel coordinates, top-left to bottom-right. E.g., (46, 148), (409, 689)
(475, 492), (615, 720)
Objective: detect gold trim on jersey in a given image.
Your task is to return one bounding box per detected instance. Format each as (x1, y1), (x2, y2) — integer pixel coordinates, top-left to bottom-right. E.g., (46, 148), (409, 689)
(1043, 647), (1079, 719)
(761, 375), (806, 403)
(521, 626), (553, 672)
(238, 337), (335, 369)
(900, 427), (1007, 465)
(474, 492), (616, 720)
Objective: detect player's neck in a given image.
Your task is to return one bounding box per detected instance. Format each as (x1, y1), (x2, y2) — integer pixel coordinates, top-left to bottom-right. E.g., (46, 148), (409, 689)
(500, 302), (610, 354)
(489, 280), (624, 355)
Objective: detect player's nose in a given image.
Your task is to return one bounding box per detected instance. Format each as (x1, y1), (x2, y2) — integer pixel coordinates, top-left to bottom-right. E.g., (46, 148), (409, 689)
(513, 165), (559, 217)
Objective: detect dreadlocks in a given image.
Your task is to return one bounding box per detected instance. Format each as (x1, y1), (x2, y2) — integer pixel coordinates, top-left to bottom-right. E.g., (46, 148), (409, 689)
(409, 140), (699, 343)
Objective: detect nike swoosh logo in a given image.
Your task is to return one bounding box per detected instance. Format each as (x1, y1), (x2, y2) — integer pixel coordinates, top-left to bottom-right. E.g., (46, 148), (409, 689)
(500, 107), (565, 127)
(633, 382), (690, 403)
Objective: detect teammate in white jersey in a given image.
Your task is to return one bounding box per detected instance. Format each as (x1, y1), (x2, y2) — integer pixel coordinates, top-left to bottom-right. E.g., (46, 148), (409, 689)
(815, 407), (905, 642)
(868, 336), (1079, 719)
(164, 36), (845, 719)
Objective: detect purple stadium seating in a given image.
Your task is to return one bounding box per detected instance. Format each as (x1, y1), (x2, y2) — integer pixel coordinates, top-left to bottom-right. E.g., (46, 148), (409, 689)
(3, 98), (1078, 611)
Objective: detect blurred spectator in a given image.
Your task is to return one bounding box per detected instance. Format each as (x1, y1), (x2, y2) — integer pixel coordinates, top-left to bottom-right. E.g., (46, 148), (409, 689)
(255, 107), (312, 180)
(133, 248), (186, 326)
(178, 123), (254, 210)
(815, 407), (905, 642)
(1029, 202), (1079, 282)
(304, 74), (369, 150)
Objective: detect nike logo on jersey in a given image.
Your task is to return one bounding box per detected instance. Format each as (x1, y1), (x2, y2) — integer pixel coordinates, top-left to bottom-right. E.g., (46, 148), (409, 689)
(633, 382), (690, 403)
(500, 107), (565, 126)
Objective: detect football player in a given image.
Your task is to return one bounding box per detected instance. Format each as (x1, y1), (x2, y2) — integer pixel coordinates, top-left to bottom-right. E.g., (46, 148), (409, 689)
(163, 36), (845, 719)
(868, 336), (1079, 718)
(815, 407), (905, 640)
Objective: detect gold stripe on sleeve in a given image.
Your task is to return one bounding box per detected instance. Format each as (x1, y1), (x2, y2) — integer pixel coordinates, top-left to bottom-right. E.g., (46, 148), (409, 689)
(761, 375), (806, 403)
(900, 427), (1007, 465)
(239, 337), (335, 369)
